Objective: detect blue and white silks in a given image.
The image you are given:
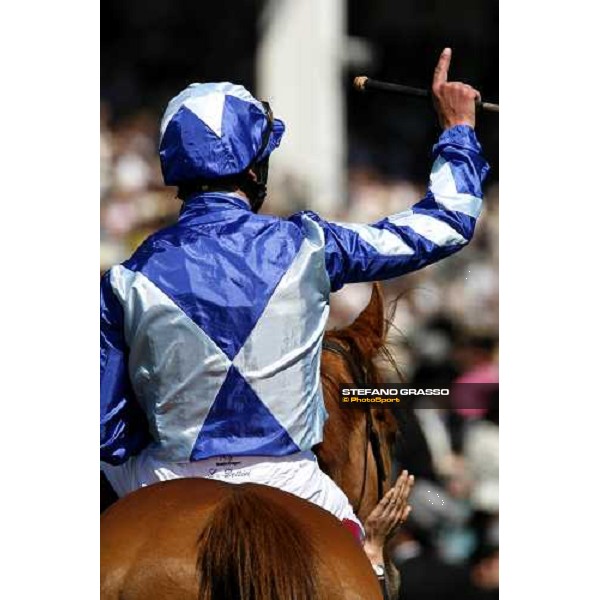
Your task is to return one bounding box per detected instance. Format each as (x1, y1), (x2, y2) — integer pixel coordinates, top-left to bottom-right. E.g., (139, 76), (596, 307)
(159, 82), (285, 185)
(101, 124), (489, 466)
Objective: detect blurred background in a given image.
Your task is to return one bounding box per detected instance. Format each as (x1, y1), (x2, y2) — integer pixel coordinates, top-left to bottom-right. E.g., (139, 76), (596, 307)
(101, 1), (498, 598)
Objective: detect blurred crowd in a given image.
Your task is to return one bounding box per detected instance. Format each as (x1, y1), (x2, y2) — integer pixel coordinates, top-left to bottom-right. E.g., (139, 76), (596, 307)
(100, 105), (499, 599)
(388, 385), (499, 599)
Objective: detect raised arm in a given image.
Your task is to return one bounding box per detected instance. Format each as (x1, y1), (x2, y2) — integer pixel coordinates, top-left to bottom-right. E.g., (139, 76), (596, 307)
(299, 49), (490, 292)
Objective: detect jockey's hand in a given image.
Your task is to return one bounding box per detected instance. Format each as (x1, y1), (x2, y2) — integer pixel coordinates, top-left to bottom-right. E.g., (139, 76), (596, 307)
(363, 470), (415, 565)
(432, 48), (481, 130)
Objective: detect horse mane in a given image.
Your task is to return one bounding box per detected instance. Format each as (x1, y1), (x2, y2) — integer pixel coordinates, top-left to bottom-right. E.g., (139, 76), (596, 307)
(196, 484), (321, 600)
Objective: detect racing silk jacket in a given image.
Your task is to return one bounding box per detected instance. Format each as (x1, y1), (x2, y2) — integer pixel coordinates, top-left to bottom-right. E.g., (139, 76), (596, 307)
(100, 125), (490, 465)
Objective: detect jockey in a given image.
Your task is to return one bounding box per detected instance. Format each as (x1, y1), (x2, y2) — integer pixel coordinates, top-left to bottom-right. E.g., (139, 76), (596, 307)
(101, 49), (489, 540)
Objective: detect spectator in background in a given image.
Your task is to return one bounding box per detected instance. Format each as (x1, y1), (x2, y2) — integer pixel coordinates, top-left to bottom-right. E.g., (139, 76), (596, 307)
(465, 545), (499, 600)
(464, 391), (499, 555)
(388, 504), (471, 600)
(395, 354), (469, 496)
(453, 333), (499, 418)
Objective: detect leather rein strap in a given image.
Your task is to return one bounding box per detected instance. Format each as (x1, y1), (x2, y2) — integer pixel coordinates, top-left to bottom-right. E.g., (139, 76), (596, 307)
(322, 338), (387, 509)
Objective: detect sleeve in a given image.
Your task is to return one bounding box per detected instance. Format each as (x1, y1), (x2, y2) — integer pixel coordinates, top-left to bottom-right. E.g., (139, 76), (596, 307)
(297, 125), (490, 292)
(100, 270), (151, 465)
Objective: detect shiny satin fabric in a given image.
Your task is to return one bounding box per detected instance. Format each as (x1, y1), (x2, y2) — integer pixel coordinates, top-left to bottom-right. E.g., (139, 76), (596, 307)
(106, 214), (330, 462)
(159, 82), (285, 185)
(100, 125), (489, 465)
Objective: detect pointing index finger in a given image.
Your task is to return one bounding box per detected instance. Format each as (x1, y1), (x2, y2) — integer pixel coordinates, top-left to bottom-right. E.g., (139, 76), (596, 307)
(433, 47), (452, 88)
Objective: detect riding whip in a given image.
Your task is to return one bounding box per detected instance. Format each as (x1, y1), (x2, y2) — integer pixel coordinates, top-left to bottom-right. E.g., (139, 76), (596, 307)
(353, 76), (499, 113)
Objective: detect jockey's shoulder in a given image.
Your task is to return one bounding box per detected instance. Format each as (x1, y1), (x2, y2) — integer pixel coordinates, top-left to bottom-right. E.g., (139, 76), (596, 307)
(116, 209), (327, 274)
(286, 209), (326, 230)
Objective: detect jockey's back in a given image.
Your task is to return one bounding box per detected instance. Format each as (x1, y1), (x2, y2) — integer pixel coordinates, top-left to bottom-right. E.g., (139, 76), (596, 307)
(102, 193), (331, 463)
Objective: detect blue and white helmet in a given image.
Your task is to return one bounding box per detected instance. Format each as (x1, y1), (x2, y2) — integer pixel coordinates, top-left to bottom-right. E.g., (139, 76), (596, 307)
(159, 82), (285, 186)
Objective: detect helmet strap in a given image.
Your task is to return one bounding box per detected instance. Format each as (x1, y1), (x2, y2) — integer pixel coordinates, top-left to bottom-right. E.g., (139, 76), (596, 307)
(240, 157), (269, 213)
(241, 101), (274, 213)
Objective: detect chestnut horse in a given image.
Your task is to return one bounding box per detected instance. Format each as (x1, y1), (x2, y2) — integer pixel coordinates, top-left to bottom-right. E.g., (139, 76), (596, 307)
(317, 282), (398, 523)
(101, 284), (397, 600)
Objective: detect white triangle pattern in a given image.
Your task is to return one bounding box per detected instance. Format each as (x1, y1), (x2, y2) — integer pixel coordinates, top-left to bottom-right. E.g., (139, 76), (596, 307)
(112, 229), (330, 457)
(430, 157), (483, 219)
(160, 82), (265, 141)
(181, 93), (226, 138)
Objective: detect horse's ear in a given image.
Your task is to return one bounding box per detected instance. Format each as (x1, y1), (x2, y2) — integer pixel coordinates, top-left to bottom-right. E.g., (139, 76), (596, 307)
(329, 283), (386, 362)
(353, 283), (386, 342)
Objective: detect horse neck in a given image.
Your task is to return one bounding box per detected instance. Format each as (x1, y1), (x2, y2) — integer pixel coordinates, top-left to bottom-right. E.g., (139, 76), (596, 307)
(318, 350), (396, 520)
(317, 283), (399, 519)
